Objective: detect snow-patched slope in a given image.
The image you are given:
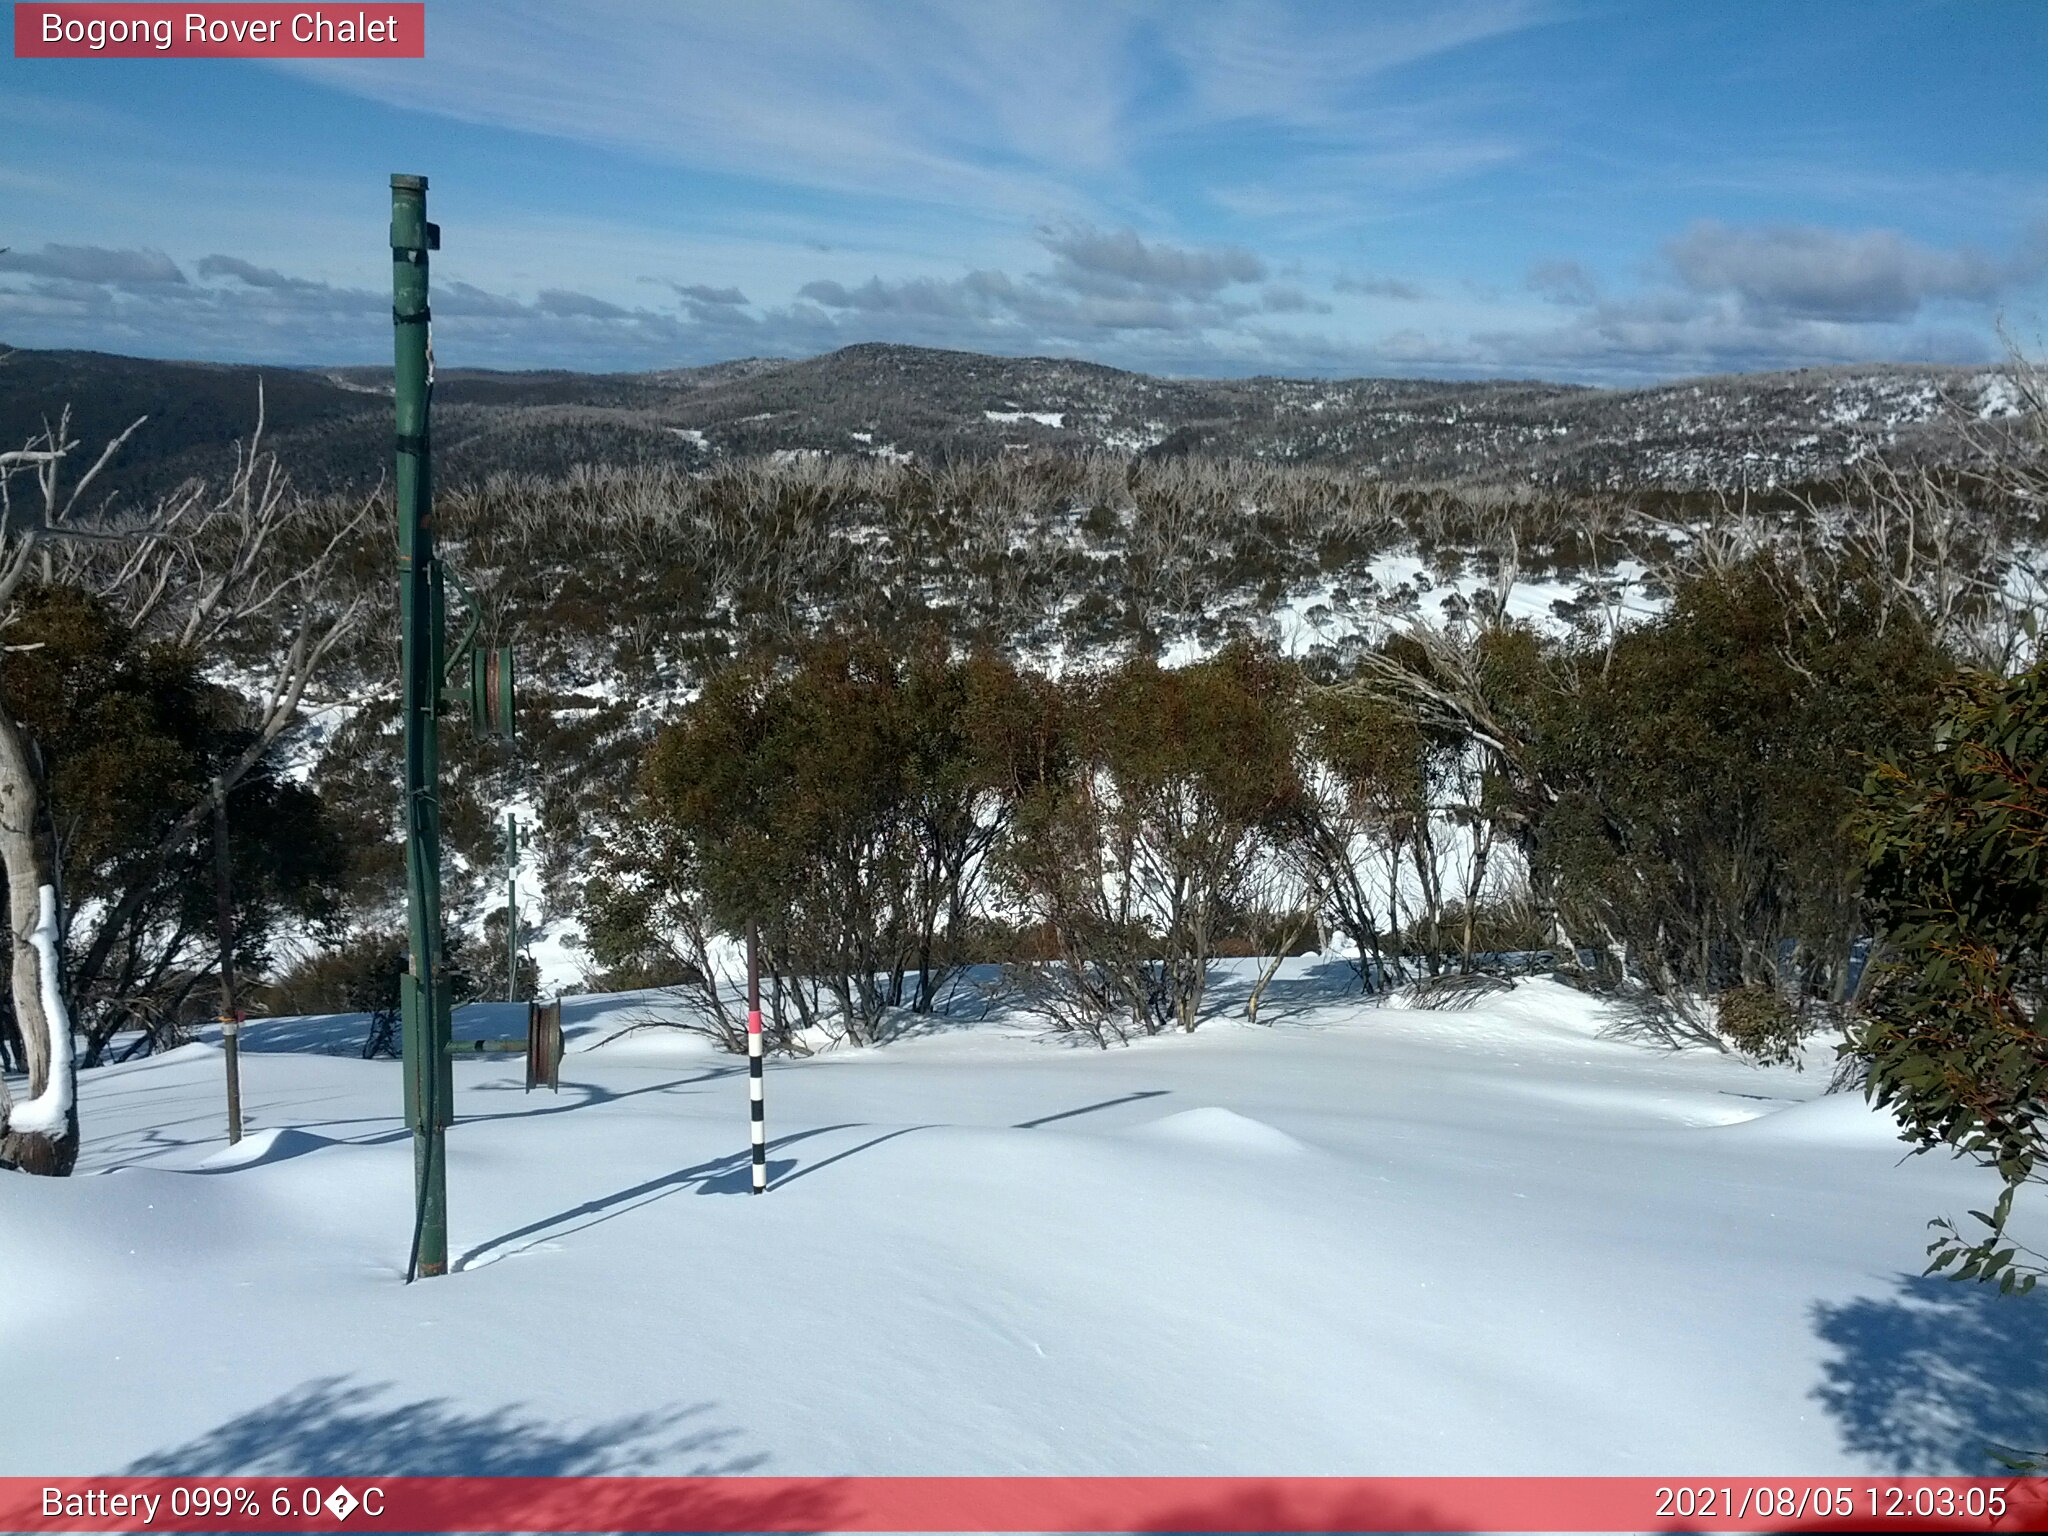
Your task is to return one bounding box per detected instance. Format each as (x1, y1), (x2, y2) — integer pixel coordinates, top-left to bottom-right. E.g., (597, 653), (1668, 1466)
(2, 966), (2041, 1480)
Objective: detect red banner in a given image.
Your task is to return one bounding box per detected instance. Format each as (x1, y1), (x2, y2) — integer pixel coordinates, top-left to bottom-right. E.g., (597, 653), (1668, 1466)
(13, 4), (424, 58)
(4, 1476), (2048, 1533)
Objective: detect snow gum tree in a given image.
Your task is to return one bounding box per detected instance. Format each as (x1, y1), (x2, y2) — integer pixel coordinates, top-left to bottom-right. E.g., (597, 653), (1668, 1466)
(1276, 685), (1418, 991)
(632, 631), (1035, 1045)
(1523, 554), (1952, 1038)
(1848, 655), (2048, 1292)
(1000, 642), (1302, 1039)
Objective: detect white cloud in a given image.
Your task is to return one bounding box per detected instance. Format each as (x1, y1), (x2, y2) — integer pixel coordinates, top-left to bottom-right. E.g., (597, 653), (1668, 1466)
(1663, 220), (2037, 322)
(1158, 0), (1547, 130)
(5, 209), (2038, 387)
(0, 243), (186, 285)
(1036, 224), (1265, 298)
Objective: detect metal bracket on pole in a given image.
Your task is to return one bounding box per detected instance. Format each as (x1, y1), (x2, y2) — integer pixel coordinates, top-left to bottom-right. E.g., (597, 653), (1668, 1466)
(442, 565), (483, 692)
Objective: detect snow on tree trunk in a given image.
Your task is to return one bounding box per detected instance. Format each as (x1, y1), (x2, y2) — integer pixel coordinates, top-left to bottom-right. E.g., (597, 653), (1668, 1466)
(0, 883), (78, 1175)
(0, 702), (54, 1099)
(0, 699), (76, 1174)
(7, 888), (74, 1135)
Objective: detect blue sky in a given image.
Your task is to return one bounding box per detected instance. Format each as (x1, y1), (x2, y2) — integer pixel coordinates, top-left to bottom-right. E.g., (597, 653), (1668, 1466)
(2, 0), (2044, 383)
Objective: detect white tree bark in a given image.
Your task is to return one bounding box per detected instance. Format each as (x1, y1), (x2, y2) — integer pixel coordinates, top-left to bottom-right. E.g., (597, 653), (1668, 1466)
(0, 693), (75, 1171)
(5, 887), (73, 1134)
(0, 700), (53, 1098)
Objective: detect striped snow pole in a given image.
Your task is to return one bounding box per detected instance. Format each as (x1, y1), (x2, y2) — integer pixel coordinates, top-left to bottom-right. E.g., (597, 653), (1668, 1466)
(747, 922), (766, 1193)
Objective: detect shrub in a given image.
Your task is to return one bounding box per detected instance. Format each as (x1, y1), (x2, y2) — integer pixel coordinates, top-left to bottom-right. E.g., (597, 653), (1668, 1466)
(1529, 553), (1952, 1010)
(998, 643), (1304, 1038)
(635, 631), (1036, 1044)
(1714, 986), (1808, 1067)
(263, 930), (483, 1017)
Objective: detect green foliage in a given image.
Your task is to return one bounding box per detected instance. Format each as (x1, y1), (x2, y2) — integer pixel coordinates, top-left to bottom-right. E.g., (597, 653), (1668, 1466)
(634, 631), (1036, 1043)
(1094, 642), (1302, 843)
(264, 931), (409, 1017)
(263, 928), (484, 1018)
(1713, 986), (1809, 1067)
(1422, 897), (1548, 963)
(1526, 553), (1952, 1008)
(1847, 655), (2048, 1292)
(1286, 682), (1425, 982)
(1001, 642), (1304, 1037)
(2, 585), (350, 1053)
(577, 855), (706, 994)
(480, 905), (543, 1002)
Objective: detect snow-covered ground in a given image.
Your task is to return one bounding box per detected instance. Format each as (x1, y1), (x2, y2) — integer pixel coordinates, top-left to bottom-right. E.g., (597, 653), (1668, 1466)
(984, 409), (1066, 428)
(3, 963), (2041, 1479)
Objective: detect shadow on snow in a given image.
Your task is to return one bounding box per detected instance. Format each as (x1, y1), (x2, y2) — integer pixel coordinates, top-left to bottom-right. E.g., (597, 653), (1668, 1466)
(122, 1376), (839, 1530)
(1811, 1272), (2048, 1473)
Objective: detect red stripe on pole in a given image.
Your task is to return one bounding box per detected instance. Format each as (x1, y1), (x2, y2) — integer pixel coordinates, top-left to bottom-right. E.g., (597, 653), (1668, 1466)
(748, 1007), (763, 1035)
(4, 1477), (2047, 1533)
(13, 4), (425, 58)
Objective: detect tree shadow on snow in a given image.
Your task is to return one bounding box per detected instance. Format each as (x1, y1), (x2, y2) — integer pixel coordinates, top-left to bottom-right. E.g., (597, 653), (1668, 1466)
(287, 1068), (741, 1142)
(454, 1123), (920, 1270)
(1013, 1089), (1170, 1129)
(90, 1069), (744, 1175)
(1220, 959), (1396, 1025)
(1590, 989), (1721, 1051)
(1812, 1273), (2048, 1472)
(457, 1065), (743, 1122)
(125, 1376), (839, 1531)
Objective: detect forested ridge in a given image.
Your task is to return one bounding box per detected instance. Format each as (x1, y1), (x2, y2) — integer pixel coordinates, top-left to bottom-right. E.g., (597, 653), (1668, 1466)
(0, 340), (2024, 505)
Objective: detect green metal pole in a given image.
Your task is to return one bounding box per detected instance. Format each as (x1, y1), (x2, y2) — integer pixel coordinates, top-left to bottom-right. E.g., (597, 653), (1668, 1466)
(392, 173), (449, 1281)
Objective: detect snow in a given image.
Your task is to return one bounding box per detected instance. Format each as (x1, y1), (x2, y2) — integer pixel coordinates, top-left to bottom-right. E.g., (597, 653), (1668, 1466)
(1132, 1105), (1310, 1157)
(524, 918), (591, 995)
(1707, 1090), (1926, 1147)
(984, 410), (1066, 428)
(1978, 375), (2024, 419)
(1095, 420), (1169, 452)
(1252, 556), (1665, 669)
(2, 963), (2040, 1478)
(197, 1125), (339, 1169)
(4, 886), (74, 1136)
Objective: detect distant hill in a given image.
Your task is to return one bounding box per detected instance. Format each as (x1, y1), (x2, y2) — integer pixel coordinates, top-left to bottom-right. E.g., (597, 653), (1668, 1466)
(0, 340), (2021, 505)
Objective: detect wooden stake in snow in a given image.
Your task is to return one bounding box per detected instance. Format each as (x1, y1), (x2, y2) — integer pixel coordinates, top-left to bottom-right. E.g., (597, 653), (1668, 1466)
(748, 922), (766, 1194)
